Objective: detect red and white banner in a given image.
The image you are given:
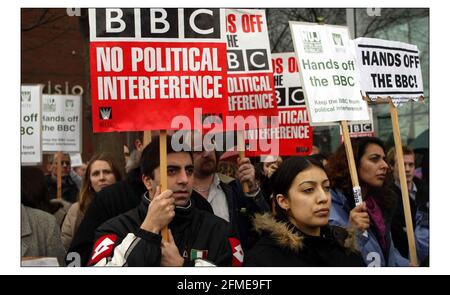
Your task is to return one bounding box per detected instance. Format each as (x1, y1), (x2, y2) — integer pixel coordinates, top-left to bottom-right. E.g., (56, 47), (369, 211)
(89, 8), (228, 132)
(225, 9), (278, 131)
(246, 53), (312, 157)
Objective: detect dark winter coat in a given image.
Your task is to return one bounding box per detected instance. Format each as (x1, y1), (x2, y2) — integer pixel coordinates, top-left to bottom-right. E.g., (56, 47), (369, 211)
(244, 214), (365, 267)
(88, 195), (231, 266)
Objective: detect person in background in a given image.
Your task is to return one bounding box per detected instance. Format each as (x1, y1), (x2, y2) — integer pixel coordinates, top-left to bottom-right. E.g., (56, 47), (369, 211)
(386, 146), (429, 263)
(61, 153), (122, 250)
(261, 156), (283, 179)
(326, 137), (409, 266)
(73, 163), (87, 179)
(21, 166), (66, 265)
(45, 153), (79, 203)
(21, 166), (70, 227)
(256, 155), (283, 209)
(71, 164), (84, 191)
(124, 144), (130, 166)
(125, 138), (145, 174)
(21, 204), (67, 266)
(244, 156), (364, 267)
(72, 161), (87, 190)
(192, 146), (270, 253)
(67, 140), (212, 266)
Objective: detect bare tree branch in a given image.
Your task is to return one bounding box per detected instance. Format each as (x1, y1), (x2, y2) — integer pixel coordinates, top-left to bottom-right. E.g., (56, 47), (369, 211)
(22, 9), (66, 32)
(271, 23), (289, 52)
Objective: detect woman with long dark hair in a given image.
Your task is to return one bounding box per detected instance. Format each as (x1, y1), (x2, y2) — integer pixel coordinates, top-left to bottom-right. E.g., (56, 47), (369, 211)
(244, 156), (364, 266)
(326, 137), (409, 266)
(61, 153), (121, 250)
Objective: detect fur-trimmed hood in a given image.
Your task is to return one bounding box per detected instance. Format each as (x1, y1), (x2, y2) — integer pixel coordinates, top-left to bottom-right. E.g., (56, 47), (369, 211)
(253, 213), (359, 253)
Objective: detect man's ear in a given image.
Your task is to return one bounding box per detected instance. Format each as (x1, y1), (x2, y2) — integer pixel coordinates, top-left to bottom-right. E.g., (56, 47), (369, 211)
(142, 174), (153, 192)
(276, 194), (290, 210)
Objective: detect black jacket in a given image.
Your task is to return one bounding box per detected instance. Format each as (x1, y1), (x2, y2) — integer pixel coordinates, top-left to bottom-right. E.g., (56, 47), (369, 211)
(68, 167), (212, 266)
(244, 214), (365, 267)
(46, 174), (79, 203)
(89, 195), (231, 266)
(391, 177), (429, 259)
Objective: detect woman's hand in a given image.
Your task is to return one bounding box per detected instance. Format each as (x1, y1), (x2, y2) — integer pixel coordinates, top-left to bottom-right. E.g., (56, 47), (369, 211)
(349, 202), (370, 232)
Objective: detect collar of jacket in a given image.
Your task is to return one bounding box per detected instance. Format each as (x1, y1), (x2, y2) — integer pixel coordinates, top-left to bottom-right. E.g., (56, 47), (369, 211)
(253, 213), (358, 253)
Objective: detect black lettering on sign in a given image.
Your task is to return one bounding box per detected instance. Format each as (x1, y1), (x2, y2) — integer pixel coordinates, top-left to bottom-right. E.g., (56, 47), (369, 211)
(96, 8), (136, 38)
(140, 8), (178, 38)
(275, 88), (287, 107)
(184, 9), (221, 39)
(227, 50), (245, 72)
(246, 49), (269, 71)
(362, 123), (373, 132)
(288, 87), (305, 106)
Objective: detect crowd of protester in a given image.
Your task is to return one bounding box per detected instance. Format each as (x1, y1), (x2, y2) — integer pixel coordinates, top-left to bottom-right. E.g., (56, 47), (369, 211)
(20, 135), (429, 267)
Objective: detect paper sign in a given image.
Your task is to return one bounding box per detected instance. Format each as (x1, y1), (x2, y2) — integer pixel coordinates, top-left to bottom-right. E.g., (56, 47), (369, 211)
(21, 85), (43, 164)
(354, 37), (424, 103)
(69, 153), (83, 167)
(225, 9), (278, 127)
(89, 8), (228, 132)
(340, 107), (375, 142)
(290, 22), (369, 125)
(245, 52), (312, 156)
(42, 94), (82, 152)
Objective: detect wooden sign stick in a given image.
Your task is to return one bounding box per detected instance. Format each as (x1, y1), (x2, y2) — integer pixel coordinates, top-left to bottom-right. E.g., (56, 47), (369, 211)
(55, 151), (62, 199)
(389, 100), (418, 266)
(340, 121), (362, 203)
(237, 130), (249, 193)
(340, 120), (368, 237)
(159, 130), (169, 242)
(143, 131), (152, 148)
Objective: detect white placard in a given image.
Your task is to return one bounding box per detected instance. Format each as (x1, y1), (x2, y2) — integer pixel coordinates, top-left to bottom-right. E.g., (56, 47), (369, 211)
(354, 37), (424, 103)
(42, 94), (82, 152)
(21, 85), (43, 164)
(290, 22), (369, 125)
(69, 153), (83, 167)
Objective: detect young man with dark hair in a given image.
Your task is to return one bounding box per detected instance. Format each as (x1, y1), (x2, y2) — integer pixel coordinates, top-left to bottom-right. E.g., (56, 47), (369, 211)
(387, 146), (429, 264)
(88, 136), (232, 266)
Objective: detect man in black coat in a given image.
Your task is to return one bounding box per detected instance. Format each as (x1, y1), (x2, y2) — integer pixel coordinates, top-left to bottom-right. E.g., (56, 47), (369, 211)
(387, 146), (429, 261)
(192, 148), (270, 254)
(67, 157), (212, 266)
(88, 136), (231, 266)
(46, 153), (79, 203)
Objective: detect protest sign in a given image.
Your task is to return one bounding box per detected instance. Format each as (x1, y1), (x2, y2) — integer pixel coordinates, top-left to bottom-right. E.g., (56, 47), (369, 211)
(225, 9), (277, 125)
(354, 37), (424, 104)
(42, 94), (82, 152)
(290, 22), (369, 125)
(245, 52), (312, 156)
(21, 85), (43, 164)
(224, 9), (278, 191)
(69, 153), (83, 167)
(89, 8), (228, 132)
(290, 23), (369, 234)
(354, 37), (424, 265)
(340, 107), (374, 142)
